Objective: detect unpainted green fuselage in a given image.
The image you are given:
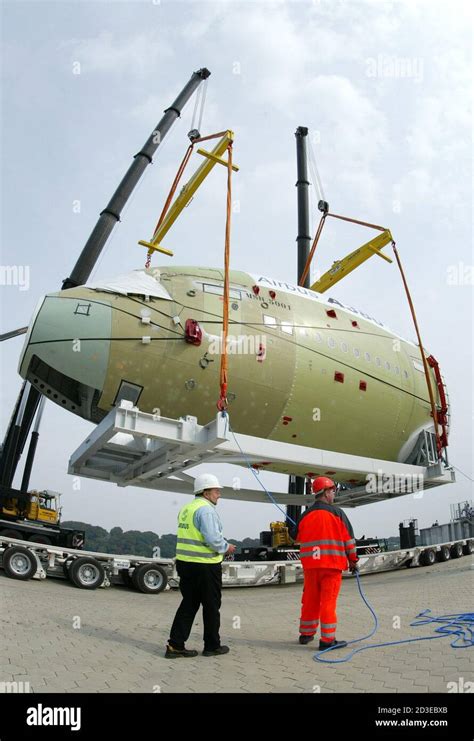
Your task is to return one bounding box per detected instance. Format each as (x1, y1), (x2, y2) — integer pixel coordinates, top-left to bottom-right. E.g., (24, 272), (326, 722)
(19, 266), (444, 482)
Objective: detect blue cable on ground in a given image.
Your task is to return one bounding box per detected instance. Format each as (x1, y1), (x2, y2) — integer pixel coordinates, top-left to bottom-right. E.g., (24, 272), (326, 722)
(218, 412), (473, 661)
(314, 571), (474, 663)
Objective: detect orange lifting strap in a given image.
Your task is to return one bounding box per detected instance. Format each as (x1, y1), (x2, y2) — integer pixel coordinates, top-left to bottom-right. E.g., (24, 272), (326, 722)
(298, 212), (387, 288)
(391, 243), (442, 457)
(142, 130), (235, 412)
(217, 140), (233, 411)
(144, 130), (233, 268)
(299, 210), (444, 458)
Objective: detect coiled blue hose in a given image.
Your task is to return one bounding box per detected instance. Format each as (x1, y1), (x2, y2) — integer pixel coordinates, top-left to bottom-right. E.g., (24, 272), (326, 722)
(314, 570), (474, 663)
(219, 412), (473, 662)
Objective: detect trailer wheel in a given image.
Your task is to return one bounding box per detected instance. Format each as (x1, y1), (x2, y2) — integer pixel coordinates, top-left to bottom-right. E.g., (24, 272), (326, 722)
(463, 540), (474, 555)
(437, 545), (451, 562)
(420, 549), (436, 566)
(0, 529), (22, 540)
(131, 564), (167, 594)
(28, 534), (52, 546)
(3, 546), (37, 580)
(69, 557), (105, 589)
(450, 542), (464, 559)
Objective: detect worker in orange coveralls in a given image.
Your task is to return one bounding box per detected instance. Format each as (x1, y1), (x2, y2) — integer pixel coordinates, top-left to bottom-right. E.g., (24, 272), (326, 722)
(292, 476), (359, 649)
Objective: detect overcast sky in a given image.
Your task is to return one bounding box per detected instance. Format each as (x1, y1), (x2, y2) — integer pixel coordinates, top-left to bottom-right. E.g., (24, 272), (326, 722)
(1, 0), (472, 541)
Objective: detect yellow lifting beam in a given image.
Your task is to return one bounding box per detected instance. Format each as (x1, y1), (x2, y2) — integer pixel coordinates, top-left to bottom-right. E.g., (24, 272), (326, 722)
(139, 130), (238, 257)
(310, 228), (393, 294)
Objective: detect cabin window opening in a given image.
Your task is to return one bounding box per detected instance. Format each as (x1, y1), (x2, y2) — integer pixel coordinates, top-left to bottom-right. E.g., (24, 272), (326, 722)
(202, 283), (242, 300)
(263, 315), (277, 327)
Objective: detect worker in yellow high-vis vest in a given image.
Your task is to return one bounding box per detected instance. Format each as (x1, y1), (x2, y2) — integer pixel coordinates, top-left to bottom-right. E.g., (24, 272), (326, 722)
(165, 474), (236, 658)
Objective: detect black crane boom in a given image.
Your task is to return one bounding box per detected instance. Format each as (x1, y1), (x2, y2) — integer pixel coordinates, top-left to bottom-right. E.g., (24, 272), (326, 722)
(0, 68), (211, 489)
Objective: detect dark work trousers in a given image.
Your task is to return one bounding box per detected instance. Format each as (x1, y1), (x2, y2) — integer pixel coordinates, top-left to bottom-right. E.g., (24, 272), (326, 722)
(169, 560), (222, 651)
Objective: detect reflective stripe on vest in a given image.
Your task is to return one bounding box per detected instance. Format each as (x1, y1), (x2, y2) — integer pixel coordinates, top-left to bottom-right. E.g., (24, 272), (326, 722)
(345, 538), (356, 555)
(176, 497), (223, 564)
(299, 538), (346, 559)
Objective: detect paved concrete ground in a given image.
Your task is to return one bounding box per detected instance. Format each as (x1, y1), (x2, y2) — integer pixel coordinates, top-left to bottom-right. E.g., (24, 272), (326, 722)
(0, 557), (472, 693)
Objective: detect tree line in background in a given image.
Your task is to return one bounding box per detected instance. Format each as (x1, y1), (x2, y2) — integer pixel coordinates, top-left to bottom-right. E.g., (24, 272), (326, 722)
(62, 521), (260, 558)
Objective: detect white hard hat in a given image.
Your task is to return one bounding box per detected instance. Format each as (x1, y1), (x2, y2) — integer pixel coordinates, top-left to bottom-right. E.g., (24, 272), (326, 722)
(193, 473), (223, 494)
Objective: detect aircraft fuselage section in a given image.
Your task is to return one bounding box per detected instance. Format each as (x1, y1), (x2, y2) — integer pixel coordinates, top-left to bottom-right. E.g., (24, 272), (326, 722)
(18, 266), (443, 472)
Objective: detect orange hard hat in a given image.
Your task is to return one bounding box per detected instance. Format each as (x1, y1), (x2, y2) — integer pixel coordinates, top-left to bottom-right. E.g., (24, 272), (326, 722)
(312, 476), (336, 495)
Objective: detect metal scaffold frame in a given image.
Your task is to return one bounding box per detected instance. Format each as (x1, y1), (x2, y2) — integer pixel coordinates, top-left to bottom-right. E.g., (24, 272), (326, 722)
(68, 401), (455, 508)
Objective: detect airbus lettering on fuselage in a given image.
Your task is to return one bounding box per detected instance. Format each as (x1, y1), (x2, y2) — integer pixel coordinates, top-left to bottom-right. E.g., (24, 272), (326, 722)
(253, 275), (386, 329)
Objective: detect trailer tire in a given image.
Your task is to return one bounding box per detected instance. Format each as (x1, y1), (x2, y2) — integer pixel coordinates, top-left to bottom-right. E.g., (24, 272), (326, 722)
(131, 564), (167, 594)
(62, 557), (75, 580)
(437, 546), (451, 562)
(463, 540), (474, 555)
(28, 534), (52, 546)
(450, 542), (463, 559)
(420, 549), (436, 566)
(3, 546), (37, 580)
(0, 529), (22, 540)
(69, 557), (105, 589)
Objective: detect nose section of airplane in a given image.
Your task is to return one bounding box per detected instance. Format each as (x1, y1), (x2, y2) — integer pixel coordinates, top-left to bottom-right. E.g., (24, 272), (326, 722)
(19, 291), (112, 419)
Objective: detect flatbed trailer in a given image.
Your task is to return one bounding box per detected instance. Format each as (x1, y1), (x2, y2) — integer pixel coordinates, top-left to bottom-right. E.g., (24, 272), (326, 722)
(0, 534), (173, 594)
(1, 533), (471, 593)
(353, 536), (473, 575)
(213, 535), (474, 587)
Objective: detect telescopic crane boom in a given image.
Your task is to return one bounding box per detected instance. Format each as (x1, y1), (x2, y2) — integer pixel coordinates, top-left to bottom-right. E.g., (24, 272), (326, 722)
(0, 68), (211, 490)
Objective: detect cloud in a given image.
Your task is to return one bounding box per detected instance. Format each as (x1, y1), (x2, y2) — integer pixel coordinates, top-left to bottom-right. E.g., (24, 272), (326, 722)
(60, 30), (173, 76)
(178, 3), (391, 211)
(398, 48), (471, 222)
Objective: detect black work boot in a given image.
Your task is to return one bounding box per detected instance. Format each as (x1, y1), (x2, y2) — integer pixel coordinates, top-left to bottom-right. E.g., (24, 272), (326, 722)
(298, 634), (315, 645)
(165, 643), (198, 659)
(202, 645), (230, 657)
(318, 639), (348, 651)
